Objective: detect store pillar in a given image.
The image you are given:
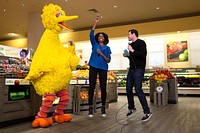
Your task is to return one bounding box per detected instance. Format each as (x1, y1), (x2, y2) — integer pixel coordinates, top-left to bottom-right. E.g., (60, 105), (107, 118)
(27, 12), (44, 57)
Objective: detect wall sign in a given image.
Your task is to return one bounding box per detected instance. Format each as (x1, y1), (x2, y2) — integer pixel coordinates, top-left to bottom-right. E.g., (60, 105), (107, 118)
(167, 41), (188, 62)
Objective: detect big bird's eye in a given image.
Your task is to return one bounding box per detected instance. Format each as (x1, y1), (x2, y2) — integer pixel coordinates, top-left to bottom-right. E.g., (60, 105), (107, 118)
(56, 13), (62, 17)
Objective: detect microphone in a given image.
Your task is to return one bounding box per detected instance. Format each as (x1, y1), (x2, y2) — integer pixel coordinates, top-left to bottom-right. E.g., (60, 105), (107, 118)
(124, 42), (131, 56)
(124, 49), (130, 56)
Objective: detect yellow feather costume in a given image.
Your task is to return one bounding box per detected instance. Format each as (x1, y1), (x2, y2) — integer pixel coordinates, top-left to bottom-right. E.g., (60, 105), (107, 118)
(26, 4), (79, 96)
(25, 4), (79, 128)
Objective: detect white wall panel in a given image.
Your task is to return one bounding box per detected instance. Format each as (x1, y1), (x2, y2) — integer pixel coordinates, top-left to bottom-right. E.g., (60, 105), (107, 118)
(75, 30), (200, 69)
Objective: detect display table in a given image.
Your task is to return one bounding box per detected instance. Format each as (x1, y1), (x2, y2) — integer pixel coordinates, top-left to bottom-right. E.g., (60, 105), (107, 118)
(150, 78), (178, 104)
(70, 79), (118, 114)
(73, 84), (102, 114)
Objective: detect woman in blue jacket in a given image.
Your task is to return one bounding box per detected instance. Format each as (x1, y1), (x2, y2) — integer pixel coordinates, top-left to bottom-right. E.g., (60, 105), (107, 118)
(88, 16), (111, 118)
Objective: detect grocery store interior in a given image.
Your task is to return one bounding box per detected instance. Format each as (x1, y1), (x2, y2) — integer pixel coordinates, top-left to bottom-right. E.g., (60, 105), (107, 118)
(0, 0), (200, 133)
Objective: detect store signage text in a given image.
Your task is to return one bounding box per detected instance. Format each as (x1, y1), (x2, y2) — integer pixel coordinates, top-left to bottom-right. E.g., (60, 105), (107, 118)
(5, 78), (30, 85)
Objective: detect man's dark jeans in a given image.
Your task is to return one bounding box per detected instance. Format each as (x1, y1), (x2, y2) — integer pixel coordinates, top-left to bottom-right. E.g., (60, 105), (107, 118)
(126, 69), (150, 114)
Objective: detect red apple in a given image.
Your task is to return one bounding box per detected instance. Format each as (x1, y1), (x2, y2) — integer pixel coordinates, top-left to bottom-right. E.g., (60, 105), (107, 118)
(14, 80), (20, 85)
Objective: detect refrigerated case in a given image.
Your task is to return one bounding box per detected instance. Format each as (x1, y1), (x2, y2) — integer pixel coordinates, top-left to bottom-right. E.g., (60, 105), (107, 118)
(0, 78), (41, 127)
(114, 70), (153, 94)
(0, 55), (42, 127)
(174, 72), (200, 94)
(114, 68), (200, 95)
(169, 68), (200, 95)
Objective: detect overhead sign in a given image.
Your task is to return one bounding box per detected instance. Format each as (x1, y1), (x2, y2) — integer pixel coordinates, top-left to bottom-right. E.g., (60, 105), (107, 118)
(0, 44), (30, 59)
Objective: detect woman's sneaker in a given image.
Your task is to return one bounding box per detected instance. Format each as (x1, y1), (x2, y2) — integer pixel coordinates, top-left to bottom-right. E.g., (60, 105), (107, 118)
(142, 112), (152, 121)
(101, 106), (106, 117)
(89, 114), (94, 118)
(126, 108), (136, 117)
(88, 107), (93, 118)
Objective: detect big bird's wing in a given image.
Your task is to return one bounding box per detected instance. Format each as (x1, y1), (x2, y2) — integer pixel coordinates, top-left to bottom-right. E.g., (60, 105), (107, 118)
(25, 34), (54, 81)
(25, 66), (52, 81)
(66, 41), (80, 70)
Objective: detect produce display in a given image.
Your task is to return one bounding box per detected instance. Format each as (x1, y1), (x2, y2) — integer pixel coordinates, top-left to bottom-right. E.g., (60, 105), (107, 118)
(108, 71), (117, 80)
(115, 69), (200, 96)
(71, 70), (116, 101)
(119, 79), (126, 87)
(71, 69), (117, 80)
(116, 73), (151, 87)
(176, 74), (200, 87)
(71, 70), (89, 79)
(150, 69), (175, 84)
(0, 56), (117, 81)
(0, 57), (30, 78)
(76, 61), (89, 70)
(116, 75), (127, 87)
(80, 88), (88, 101)
(80, 87), (101, 101)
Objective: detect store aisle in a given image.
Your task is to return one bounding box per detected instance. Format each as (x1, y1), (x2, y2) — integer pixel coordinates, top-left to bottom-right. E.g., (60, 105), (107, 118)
(0, 95), (200, 133)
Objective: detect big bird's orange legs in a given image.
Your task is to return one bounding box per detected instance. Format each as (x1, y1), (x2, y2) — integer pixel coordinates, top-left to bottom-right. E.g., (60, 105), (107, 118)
(32, 94), (55, 128)
(32, 89), (72, 128)
(52, 89), (72, 123)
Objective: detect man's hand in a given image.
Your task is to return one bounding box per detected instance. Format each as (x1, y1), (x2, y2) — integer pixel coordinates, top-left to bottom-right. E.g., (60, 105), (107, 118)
(123, 53), (127, 57)
(128, 45), (134, 52)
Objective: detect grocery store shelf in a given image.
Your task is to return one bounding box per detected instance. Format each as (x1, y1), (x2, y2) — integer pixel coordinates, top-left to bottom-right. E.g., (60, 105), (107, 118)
(117, 87), (125, 94)
(115, 68), (200, 95)
(178, 87), (200, 95)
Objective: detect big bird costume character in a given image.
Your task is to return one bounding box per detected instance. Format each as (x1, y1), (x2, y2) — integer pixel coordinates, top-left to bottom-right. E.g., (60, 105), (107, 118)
(25, 4), (79, 128)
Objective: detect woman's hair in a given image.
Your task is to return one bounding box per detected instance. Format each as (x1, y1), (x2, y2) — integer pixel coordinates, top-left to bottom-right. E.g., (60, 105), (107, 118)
(95, 32), (109, 45)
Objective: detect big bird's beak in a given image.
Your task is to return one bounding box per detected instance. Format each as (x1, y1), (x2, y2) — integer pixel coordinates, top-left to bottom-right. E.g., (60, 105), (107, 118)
(65, 15), (78, 21)
(58, 15), (78, 31)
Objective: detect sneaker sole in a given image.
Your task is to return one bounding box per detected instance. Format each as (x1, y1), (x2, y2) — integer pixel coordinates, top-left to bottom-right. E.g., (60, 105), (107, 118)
(89, 114), (94, 118)
(102, 114), (106, 117)
(142, 113), (152, 122)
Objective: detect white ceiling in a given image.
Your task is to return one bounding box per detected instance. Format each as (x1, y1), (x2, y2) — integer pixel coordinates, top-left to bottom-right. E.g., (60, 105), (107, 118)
(0, 0), (200, 41)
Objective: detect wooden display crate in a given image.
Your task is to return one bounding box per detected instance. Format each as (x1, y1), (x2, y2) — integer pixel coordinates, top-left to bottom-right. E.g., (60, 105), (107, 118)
(150, 78), (178, 104)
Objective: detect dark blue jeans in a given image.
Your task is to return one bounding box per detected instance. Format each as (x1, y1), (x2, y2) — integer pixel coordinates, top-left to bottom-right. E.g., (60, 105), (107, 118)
(126, 69), (150, 114)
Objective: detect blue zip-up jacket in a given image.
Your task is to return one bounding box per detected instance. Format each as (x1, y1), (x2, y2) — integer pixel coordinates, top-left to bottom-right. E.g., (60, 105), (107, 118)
(88, 30), (111, 70)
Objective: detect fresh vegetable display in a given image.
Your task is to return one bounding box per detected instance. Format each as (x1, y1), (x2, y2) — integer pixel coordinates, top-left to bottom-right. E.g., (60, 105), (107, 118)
(71, 70), (117, 80)
(116, 75), (127, 87)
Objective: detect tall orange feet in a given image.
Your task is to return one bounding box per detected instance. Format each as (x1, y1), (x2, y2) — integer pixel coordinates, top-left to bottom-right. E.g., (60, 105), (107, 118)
(32, 94), (55, 128)
(52, 89), (72, 123)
